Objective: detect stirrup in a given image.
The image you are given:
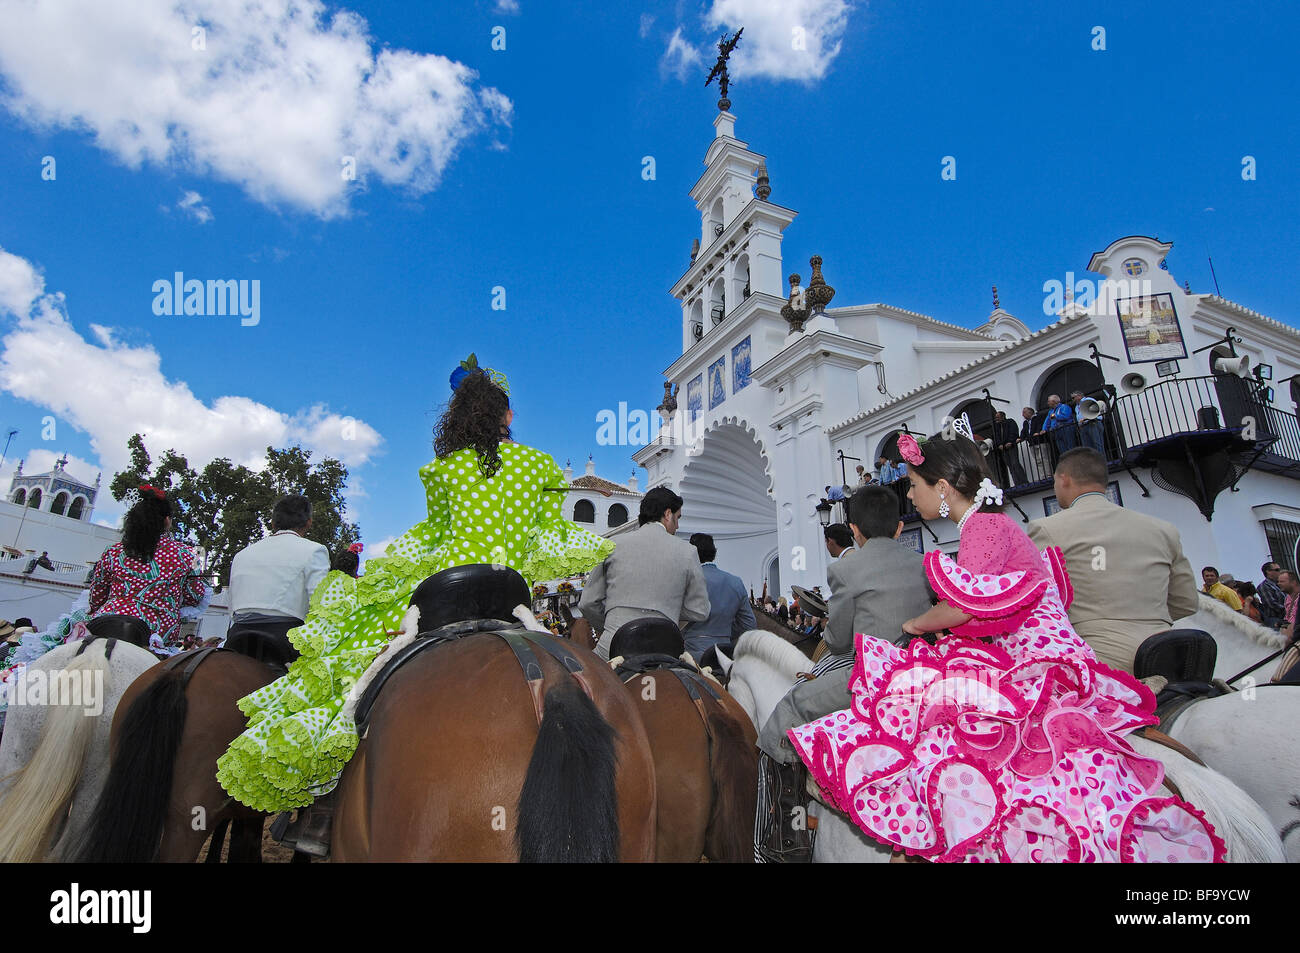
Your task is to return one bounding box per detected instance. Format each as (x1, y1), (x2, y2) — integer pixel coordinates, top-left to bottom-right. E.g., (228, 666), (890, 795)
(758, 759), (815, 863)
(271, 796), (335, 858)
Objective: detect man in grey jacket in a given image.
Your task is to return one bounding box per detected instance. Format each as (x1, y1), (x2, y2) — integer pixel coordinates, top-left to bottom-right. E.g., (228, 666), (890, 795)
(1027, 448), (1200, 673)
(579, 486), (710, 660)
(755, 485), (932, 861)
(683, 532), (755, 661)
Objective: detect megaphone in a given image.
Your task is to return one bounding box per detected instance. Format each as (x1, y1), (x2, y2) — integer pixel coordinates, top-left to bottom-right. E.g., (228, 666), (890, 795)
(978, 438), (993, 456)
(1078, 397), (1108, 422)
(1121, 372), (1147, 394)
(1212, 354), (1251, 377)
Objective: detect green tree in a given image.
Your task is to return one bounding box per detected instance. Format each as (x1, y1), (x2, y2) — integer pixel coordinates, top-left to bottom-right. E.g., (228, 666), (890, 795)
(110, 434), (360, 588)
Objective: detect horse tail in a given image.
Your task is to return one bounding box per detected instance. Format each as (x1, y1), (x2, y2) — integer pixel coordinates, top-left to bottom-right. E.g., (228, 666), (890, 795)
(1128, 733), (1284, 863)
(516, 682), (619, 863)
(702, 701), (760, 863)
(73, 664), (190, 863)
(0, 649), (109, 862)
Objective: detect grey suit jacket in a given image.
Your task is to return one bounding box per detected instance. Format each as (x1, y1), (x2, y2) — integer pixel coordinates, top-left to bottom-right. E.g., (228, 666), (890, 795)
(1027, 492), (1200, 673)
(759, 536), (933, 762)
(683, 563), (755, 648)
(579, 522), (711, 659)
(824, 537), (934, 655)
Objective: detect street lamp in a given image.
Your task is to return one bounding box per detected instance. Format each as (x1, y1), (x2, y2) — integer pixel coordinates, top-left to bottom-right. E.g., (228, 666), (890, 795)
(815, 500), (833, 527)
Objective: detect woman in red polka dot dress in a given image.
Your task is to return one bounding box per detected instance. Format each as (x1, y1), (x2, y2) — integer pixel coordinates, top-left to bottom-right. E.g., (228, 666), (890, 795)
(789, 433), (1225, 862)
(87, 486), (207, 653)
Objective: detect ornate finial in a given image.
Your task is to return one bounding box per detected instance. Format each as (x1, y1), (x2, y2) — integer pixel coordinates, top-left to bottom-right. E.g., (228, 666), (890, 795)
(781, 274), (809, 332)
(806, 256), (836, 313)
(755, 163), (771, 201)
(1065, 286), (1074, 303)
(56, 453), (67, 470)
(690, 238), (700, 262)
(15, 459), (23, 475)
(704, 28), (743, 111)
(992, 285), (1000, 310)
(1184, 280), (1191, 293)
(657, 381), (678, 416)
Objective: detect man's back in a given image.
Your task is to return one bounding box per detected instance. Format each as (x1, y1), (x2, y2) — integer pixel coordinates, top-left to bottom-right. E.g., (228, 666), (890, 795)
(1027, 493), (1199, 672)
(825, 537), (932, 655)
(685, 563), (755, 649)
(580, 522), (710, 657)
(229, 531), (331, 621)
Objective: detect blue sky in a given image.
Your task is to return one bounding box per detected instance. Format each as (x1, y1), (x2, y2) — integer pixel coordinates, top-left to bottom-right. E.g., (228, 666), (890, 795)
(0, 0), (1296, 554)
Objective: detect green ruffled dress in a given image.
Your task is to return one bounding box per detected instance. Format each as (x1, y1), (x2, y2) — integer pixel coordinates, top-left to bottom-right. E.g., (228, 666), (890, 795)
(215, 443), (615, 811)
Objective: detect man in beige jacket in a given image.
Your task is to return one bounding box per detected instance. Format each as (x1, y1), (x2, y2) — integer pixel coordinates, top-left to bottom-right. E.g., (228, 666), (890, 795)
(1027, 448), (1200, 673)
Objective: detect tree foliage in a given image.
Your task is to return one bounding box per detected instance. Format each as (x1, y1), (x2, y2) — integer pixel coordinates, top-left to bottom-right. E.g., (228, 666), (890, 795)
(110, 434), (360, 588)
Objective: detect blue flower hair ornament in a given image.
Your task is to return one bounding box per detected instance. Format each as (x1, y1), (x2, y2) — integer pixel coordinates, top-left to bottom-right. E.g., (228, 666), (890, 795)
(450, 353), (510, 396)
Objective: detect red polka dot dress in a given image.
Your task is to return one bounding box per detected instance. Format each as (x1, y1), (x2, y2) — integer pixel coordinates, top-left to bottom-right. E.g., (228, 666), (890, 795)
(88, 536), (207, 650)
(789, 511), (1225, 862)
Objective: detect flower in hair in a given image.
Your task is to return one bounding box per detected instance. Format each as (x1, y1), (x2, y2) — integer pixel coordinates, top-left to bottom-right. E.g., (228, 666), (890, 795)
(974, 478), (1004, 507)
(348, 542), (364, 554)
(139, 484), (166, 500)
(897, 433), (925, 467)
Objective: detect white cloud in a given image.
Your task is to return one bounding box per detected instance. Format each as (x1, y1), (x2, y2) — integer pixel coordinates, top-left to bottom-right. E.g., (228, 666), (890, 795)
(0, 247), (384, 491)
(175, 190), (214, 224)
(0, 0), (512, 218)
(495, 0), (521, 13)
(639, 14), (657, 39)
(661, 27), (705, 81)
(670, 0), (853, 85)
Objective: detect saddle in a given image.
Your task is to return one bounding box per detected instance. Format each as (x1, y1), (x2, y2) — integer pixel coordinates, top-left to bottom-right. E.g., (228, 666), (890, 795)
(223, 622), (300, 671)
(408, 563), (531, 632)
(84, 614), (151, 649)
(1133, 628), (1229, 727)
(609, 616), (684, 660)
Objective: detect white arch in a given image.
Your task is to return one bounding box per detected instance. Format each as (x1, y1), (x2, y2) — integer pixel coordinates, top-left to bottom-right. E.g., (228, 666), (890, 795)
(678, 420), (777, 550)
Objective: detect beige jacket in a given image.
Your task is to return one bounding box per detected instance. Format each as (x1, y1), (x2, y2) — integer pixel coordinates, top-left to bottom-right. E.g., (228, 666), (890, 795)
(1027, 492), (1200, 673)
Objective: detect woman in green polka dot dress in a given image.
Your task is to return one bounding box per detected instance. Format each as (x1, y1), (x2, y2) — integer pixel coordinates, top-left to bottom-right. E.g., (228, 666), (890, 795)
(216, 366), (615, 812)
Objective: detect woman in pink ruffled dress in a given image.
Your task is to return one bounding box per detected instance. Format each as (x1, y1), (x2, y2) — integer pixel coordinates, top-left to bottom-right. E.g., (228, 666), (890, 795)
(789, 432), (1224, 862)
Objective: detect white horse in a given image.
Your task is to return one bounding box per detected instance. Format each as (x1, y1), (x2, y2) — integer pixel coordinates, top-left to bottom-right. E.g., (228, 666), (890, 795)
(1166, 595), (1300, 862)
(0, 638), (158, 861)
(726, 628), (1284, 863)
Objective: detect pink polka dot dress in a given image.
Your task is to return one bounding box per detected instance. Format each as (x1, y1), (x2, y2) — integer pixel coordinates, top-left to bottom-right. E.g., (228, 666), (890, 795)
(788, 511), (1225, 863)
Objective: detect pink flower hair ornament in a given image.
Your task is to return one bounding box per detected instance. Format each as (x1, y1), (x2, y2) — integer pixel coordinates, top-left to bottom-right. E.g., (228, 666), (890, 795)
(897, 433), (925, 467)
(348, 543), (364, 554)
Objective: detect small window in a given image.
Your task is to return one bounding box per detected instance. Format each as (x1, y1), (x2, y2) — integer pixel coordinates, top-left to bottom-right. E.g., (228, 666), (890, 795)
(607, 503), (628, 528)
(68, 497), (86, 520)
(573, 499), (595, 523)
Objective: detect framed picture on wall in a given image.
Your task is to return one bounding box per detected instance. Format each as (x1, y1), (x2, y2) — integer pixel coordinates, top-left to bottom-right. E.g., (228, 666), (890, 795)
(1043, 481), (1123, 517)
(1116, 292), (1188, 364)
(897, 527), (923, 554)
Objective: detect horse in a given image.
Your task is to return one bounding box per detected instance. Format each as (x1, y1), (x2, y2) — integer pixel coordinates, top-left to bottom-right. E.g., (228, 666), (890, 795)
(72, 646), (283, 862)
(1159, 595), (1300, 862)
(726, 628), (1285, 863)
(329, 565), (658, 862)
(0, 623), (158, 862)
(607, 618), (758, 862)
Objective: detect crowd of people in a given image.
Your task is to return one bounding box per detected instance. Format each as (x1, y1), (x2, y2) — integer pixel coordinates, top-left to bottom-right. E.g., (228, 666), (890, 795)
(1, 357), (1294, 865)
(1199, 562), (1297, 635)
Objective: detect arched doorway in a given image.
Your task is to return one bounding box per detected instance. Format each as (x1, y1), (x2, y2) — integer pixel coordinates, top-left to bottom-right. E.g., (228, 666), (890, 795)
(679, 421), (776, 590)
(1034, 360), (1104, 410)
(951, 398), (995, 442)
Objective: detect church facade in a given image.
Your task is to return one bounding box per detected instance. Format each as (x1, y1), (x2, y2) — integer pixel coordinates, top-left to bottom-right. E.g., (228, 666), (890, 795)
(633, 107), (1300, 598)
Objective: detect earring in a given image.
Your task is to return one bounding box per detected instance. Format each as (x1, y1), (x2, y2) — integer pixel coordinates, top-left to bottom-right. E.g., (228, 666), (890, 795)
(938, 492), (950, 518)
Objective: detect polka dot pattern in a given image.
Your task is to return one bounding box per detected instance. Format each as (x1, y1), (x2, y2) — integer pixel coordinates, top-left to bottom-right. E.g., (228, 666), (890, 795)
(788, 514), (1226, 863)
(216, 444), (615, 812)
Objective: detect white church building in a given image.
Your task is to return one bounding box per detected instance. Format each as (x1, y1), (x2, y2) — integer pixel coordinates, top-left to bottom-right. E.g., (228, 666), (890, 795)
(632, 105), (1300, 599)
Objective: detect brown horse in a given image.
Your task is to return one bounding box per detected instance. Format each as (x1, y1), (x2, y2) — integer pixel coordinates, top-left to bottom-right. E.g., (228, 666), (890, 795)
(331, 629), (658, 861)
(72, 648), (281, 862)
(609, 619), (758, 863)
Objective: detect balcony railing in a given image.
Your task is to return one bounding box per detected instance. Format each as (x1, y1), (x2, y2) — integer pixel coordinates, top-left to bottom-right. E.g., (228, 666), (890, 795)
(875, 374), (1300, 525)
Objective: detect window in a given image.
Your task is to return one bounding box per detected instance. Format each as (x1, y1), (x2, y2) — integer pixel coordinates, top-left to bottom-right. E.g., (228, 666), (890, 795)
(607, 503), (628, 528)
(51, 491), (69, 516)
(68, 497), (86, 520)
(27, 488), (41, 509)
(573, 499), (595, 523)
(1261, 518), (1300, 573)
(12, 488), (25, 505)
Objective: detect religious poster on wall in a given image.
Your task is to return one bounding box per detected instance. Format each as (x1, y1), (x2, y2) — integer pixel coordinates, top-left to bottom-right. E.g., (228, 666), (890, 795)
(1116, 292), (1187, 364)
(687, 374), (703, 421)
(732, 336), (752, 393)
(708, 356), (726, 409)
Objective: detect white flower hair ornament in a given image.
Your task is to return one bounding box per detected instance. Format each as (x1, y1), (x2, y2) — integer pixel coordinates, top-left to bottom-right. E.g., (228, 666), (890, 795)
(974, 478), (1004, 507)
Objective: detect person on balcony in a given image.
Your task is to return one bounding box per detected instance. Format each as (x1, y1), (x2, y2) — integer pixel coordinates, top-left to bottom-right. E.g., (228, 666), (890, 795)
(992, 411), (1026, 486)
(1027, 449), (1200, 674)
(1040, 394), (1077, 458)
(1072, 390), (1106, 455)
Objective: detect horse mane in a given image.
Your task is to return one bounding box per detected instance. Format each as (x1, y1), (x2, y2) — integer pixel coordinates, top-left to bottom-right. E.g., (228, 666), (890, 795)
(732, 629), (808, 680)
(1127, 732), (1284, 863)
(1189, 593), (1286, 650)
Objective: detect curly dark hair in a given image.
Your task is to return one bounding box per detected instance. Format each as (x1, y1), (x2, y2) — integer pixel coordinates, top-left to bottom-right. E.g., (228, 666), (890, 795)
(122, 492), (173, 563)
(433, 369), (511, 480)
(910, 435), (1006, 513)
